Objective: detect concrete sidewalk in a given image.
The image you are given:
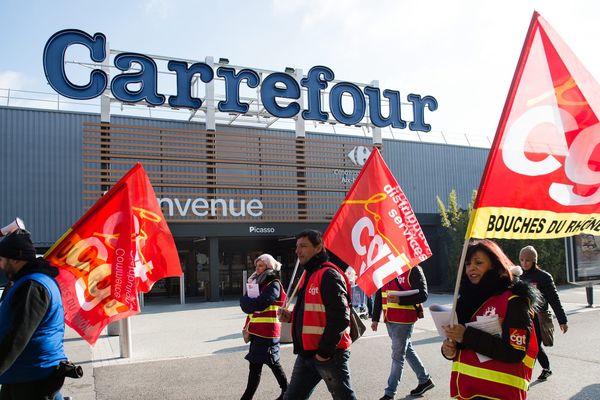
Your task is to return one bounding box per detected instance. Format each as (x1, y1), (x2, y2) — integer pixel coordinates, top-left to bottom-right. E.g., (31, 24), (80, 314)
(61, 283), (600, 399)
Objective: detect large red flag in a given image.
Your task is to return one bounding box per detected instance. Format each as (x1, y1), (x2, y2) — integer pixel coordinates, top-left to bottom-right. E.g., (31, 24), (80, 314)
(45, 163), (181, 344)
(468, 12), (600, 239)
(324, 148), (431, 296)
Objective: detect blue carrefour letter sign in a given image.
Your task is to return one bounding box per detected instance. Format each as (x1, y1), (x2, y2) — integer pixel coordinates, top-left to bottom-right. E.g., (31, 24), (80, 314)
(43, 30), (438, 132)
(43, 29), (108, 100)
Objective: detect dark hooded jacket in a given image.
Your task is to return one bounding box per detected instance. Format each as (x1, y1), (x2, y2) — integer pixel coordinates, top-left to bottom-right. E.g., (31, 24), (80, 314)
(456, 271), (542, 363)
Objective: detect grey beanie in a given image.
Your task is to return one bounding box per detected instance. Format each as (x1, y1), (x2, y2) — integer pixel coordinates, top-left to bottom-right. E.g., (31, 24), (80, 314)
(0, 229), (37, 261)
(519, 245), (538, 263)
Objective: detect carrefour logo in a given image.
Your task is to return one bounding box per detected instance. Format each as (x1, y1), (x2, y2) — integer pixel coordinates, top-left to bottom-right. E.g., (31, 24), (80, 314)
(43, 29), (438, 132)
(348, 146), (371, 166)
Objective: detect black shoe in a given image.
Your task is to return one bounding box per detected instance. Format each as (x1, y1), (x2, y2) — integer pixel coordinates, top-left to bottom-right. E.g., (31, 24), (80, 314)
(537, 369), (552, 381)
(410, 379), (435, 396)
(379, 396), (393, 400)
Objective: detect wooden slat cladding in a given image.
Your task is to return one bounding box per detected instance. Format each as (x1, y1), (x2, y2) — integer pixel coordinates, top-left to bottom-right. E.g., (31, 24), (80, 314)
(82, 122), (366, 222)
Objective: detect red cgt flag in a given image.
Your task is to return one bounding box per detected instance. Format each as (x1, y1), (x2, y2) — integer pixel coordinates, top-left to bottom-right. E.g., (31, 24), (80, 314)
(324, 148), (431, 296)
(45, 163), (181, 344)
(468, 12), (600, 240)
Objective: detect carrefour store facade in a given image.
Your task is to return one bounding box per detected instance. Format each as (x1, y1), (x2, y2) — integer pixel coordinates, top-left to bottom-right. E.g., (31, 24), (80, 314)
(0, 29), (490, 301)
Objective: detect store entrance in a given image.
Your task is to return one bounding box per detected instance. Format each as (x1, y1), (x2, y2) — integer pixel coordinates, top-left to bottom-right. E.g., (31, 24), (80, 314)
(216, 237), (296, 296)
(145, 236), (298, 302)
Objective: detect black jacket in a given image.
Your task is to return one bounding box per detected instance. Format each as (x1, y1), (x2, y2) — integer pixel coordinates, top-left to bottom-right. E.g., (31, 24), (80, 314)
(371, 266), (428, 322)
(0, 258), (60, 375)
(459, 279), (540, 363)
(291, 252), (350, 359)
(521, 267), (567, 325)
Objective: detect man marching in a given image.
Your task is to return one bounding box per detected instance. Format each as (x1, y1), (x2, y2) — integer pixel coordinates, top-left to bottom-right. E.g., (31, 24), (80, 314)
(279, 229), (357, 400)
(0, 229), (68, 399)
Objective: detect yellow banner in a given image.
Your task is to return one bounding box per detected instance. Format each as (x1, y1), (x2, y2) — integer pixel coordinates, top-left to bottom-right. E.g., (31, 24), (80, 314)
(467, 207), (600, 239)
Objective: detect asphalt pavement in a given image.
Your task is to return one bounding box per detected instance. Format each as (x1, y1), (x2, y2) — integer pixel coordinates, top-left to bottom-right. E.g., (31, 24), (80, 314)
(61, 284), (600, 400)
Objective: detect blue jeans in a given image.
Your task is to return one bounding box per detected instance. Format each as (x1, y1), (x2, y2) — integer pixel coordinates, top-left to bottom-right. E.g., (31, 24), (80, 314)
(284, 349), (357, 400)
(384, 322), (430, 397)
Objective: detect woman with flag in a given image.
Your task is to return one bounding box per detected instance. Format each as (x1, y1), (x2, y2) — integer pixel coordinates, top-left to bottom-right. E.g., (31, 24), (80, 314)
(239, 254), (288, 400)
(441, 239), (541, 400)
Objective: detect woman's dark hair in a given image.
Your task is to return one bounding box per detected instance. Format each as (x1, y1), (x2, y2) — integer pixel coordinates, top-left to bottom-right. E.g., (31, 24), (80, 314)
(465, 239), (513, 281)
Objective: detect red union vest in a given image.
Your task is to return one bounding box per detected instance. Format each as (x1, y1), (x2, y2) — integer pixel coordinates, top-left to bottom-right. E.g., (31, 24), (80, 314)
(244, 279), (286, 339)
(450, 290), (539, 400)
(382, 269), (418, 324)
(297, 262), (352, 351)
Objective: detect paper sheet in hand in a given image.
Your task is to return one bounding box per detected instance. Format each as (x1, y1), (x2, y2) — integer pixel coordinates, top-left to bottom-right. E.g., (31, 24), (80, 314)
(246, 283), (260, 298)
(465, 315), (502, 363)
(387, 289), (419, 297)
(465, 315), (502, 335)
(429, 304), (453, 338)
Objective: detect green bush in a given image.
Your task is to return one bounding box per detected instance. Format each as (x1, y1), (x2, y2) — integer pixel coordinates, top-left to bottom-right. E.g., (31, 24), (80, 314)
(436, 189), (476, 290)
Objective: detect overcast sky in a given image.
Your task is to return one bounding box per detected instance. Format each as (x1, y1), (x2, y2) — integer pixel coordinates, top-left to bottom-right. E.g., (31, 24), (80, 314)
(2, 0), (600, 145)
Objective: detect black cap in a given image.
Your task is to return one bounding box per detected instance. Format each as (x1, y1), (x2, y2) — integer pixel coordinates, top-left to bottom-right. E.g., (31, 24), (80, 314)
(0, 229), (37, 261)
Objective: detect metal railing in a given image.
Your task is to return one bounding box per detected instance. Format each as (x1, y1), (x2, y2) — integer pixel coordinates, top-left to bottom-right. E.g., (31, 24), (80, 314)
(0, 87), (493, 148)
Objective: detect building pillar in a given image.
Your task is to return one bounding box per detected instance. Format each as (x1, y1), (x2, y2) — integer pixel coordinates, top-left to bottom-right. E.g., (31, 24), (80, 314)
(370, 80), (382, 146)
(205, 56), (216, 131)
(294, 68), (305, 138)
(209, 237), (221, 301)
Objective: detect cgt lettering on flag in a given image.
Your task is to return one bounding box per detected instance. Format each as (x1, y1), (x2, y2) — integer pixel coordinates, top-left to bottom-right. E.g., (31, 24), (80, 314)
(351, 216), (409, 290)
(49, 208), (157, 316)
(324, 148), (432, 296)
(45, 163), (182, 345)
(467, 12), (600, 240)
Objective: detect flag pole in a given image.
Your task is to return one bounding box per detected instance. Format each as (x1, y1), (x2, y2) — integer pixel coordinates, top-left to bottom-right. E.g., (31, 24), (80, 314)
(450, 239), (470, 326)
(284, 270), (306, 310)
(286, 258), (300, 297)
(449, 210), (478, 326)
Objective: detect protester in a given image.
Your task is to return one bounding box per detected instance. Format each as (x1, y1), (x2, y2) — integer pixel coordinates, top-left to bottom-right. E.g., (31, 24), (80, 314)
(442, 239), (540, 400)
(239, 254), (288, 400)
(346, 266), (368, 318)
(519, 245), (568, 381)
(279, 229), (357, 400)
(0, 229), (68, 399)
(371, 266), (434, 399)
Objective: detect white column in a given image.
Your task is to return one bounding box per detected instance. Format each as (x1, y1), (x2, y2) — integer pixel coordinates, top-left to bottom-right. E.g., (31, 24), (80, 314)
(205, 56), (216, 131)
(370, 80), (382, 146)
(294, 68), (305, 138)
(101, 42), (111, 123)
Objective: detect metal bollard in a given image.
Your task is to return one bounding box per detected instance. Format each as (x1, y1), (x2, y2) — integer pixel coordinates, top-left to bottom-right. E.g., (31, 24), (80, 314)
(119, 317), (132, 358)
(586, 283), (594, 308)
(243, 270), (248, 295)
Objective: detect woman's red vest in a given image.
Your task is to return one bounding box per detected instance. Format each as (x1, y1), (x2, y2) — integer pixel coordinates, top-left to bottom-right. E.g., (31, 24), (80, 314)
(382, 270), (418, 324)
(244, 279), (286, 339)
(450, 290), (539, 400)
(297, 262), (352, 351)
